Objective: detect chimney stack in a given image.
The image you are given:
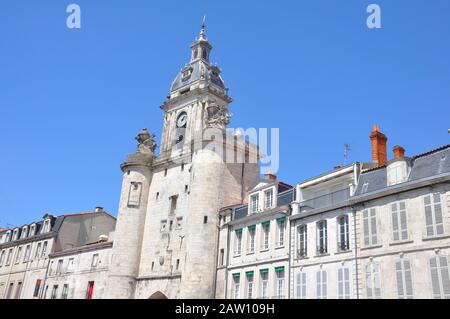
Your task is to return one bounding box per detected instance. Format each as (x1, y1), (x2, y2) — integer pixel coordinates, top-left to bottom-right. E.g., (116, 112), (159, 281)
(370, 125), (388, 166)
(393, 145), (405, 159)
(264, 171), (277, 182)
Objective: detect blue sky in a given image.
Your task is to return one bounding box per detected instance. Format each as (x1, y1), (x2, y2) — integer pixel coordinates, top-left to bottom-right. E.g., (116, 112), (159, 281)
(1, 0), (449, 227)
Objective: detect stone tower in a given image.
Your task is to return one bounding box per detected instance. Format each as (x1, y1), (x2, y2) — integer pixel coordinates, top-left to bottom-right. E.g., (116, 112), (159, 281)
(106, 24), (260, 299)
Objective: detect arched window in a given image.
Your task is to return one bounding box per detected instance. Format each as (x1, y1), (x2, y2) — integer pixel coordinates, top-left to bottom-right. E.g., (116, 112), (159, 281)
(202, 49), (207, 60)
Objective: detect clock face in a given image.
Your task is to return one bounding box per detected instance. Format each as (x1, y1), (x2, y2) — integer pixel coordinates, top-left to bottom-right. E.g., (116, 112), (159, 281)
(177, 112), (188, 128)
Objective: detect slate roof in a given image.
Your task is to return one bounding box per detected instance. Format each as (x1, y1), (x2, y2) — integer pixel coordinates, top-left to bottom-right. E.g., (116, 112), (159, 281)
(170, 61), (226, 92)
(354, 145), (450, 196)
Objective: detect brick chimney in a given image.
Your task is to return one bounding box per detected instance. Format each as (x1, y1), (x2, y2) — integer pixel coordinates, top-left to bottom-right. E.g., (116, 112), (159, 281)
(393, 145), (405, 159)
(370, 125), (388, 166)
(264, 171), (277, 182)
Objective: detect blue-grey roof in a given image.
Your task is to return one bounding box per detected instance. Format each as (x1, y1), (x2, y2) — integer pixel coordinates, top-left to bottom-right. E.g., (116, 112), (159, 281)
(170, 61), (226, 92)
(354, 145), (450, 196)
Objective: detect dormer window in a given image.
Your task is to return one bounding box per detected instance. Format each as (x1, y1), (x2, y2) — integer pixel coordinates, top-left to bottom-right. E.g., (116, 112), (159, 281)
(12, 229), (19, 241)
(42, 220), (51, 233)
(202, 49), (208, 60)
(5, 231), (11, 242)
(387, 160), (409, 186)
(250, 194), (259, 213)
(181, 67), (193, 82)
(21, 226), (28, 239)
(29, 224), (36, 237)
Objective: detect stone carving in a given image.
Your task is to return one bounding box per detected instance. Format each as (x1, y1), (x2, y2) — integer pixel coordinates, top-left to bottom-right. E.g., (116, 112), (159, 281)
(135, 128), (157, 154)
(206, 101), (231, 128)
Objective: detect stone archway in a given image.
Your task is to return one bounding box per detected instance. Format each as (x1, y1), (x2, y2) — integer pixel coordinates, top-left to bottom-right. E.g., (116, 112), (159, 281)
(149, 291), (168, 299)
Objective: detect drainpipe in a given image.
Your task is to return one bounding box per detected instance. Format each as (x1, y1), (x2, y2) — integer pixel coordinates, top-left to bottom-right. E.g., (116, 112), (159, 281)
(352, 206), (360, 299)
(224, 220), (232, 299)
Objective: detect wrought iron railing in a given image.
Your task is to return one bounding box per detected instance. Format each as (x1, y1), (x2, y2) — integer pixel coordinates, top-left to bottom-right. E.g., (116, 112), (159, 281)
(299, 188), (350, 213)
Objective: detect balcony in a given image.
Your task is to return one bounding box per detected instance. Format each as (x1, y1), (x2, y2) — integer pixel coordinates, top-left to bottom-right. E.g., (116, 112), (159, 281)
(299, 187), (350, 213)
(337, 241), (350, 252)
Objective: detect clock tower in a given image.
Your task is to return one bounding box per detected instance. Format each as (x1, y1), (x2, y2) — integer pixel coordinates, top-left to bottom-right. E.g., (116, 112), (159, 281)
(106, 23), (260, 299)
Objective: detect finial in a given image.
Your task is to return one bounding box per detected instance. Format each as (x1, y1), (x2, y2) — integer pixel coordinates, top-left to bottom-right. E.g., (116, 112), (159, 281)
(199, 15), (207, 40)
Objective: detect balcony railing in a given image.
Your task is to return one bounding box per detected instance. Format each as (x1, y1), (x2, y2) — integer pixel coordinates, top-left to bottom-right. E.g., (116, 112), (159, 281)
(316, 246), (328, 255)
(337, 241), (350, 252)
(299, 187), (350, 213)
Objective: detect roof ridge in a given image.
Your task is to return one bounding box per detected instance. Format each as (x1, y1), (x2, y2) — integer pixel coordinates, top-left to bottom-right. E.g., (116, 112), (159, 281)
(412, 144), (450, 160)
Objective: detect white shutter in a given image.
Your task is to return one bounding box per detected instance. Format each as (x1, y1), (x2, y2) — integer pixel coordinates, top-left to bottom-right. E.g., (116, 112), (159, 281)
(439, 256), (450, 298)
(338, 268), (343, 299)
(296, 273), (301, 299)
(373, 263), (381, 298)
(365, 264), (373, 298)
(370, 209), (378, 245)
(344, 268), (350, 298)
(316, 271), (321, 298)
(434, 194), (444, 235)
(392, 203), (399, 241)
(363, 210), (370, 246)
(404, 260), (414, 298)
(424, 196), (435, 236)
(322, 270), (327, 299)
(395, 261), (404, 298)
(399, 202), (408, 240)
(301, 273), (307, 299)
(430, 257), (442, 298)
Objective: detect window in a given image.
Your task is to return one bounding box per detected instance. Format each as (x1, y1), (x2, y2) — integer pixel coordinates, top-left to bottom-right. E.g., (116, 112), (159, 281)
(338, 267), (351, 299)
(15, 282), (22, 299)
(247, 226), (256, 254)
(297, 225), (307, 258)
(35, 243), (42, 259)
(232, 275), (240, 299)
(261, 222), (270, 250)
(424, 194), (444, 237)
(246, 272), (254, 299)
(170, 195), (178, 214)
(396, 259), (413, 299)
(234, 230), (242, 256)
(6, 283), (14, 299)
(15, 247), (22, 264)
(30, 224), (36, 236)
(41, 241), (48, 258)
(260, 270), (269, 299)
(203, 216), (208, 224)
(33, 279), (42, 298)
(316, 220), (328, 255)
(219, 249), (224, 266)
(86, 281), (95, 299)
(265, 190), (273, 209)
(361, 182), (369, 194)
(176, 259), (180, 271)
(316, 269), (327, 299)
(12, 229), (19, 240)
(0, 250), (5, 266)
(391, 201), (408, 241)
(24, 245), (31, 262)
(67, 258), (74, 273)
(363, 208), (378, 246)
(365, 262), (381, 299)
(276, 218), (285, 247)
(49, 261), (55, 276)
(275, 268), (285, 299)
(92, 254), (99, 268)
(251, 194), (259, 213)
(21, 227), (28, 239)
(51, 285), (58, 299)
(57, 259), (63, 274)
(43, 220), (50, 233)
(6, 249), (13, 265)
(61, 284), (69, 299)
(296, 272), (307, 299)
(429, 255), (450, 299)
(337, 215), (350, 251)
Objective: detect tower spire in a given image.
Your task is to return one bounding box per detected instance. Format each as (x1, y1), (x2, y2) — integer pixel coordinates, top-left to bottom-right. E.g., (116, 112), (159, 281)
(199, 15), (207, 41)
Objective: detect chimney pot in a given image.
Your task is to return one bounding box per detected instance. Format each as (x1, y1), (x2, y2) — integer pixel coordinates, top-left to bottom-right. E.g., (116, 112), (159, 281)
(393, 145), (405, 159)
(95, 207), (104, 213)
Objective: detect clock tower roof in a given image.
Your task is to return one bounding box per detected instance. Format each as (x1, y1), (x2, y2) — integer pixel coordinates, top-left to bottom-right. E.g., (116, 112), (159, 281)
(169, 23), (228, 94)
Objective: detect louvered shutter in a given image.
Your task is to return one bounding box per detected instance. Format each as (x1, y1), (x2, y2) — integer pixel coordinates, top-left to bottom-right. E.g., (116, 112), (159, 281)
(373, 263), (381, 298)
(430, 257), (441, 298)
(396, 261), (404, 298)
(322, 270), (327, 299)
(439, 257), (450, 298)
(370, 209), (378, 245)
(316, 271), (321, 298)
(344, 268), (350, 298)
(391, 203), (399, 241)
(424, 196), (435, 236)
(363, 210), (370, 246)
(296, 273), (301, 299)
(404, 260), (414, 298)
(301, 273), (306, 299)
(366, 264), (373, 298)
(434, 194), (444, 235)
(338, 268), (343, 299)
(399, 202), (408, 240)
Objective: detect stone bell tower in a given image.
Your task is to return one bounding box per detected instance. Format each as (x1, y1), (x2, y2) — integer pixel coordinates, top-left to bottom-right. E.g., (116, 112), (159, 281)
(107, 23), (260, 299)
